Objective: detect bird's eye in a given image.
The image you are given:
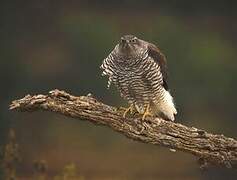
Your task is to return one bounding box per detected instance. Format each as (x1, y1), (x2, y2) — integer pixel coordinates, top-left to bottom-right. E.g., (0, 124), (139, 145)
(130, 39), (137, 43)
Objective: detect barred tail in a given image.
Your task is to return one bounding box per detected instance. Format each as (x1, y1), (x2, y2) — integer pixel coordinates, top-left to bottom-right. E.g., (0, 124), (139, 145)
(152, 90), (177, 121)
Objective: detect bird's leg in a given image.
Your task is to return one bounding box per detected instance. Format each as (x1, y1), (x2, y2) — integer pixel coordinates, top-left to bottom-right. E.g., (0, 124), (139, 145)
(123, 104), (134, 118)
(142, 103), (152, 120)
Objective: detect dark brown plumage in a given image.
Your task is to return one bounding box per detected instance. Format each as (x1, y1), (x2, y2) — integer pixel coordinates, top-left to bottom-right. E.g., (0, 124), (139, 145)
(147, 43), (169, 90)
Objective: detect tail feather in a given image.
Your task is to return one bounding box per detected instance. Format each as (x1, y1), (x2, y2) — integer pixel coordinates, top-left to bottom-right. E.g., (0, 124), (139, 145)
(152, 90), (177, 121)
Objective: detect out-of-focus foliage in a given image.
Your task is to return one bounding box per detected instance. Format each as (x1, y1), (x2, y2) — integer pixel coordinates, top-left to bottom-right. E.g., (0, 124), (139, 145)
(1, 0), (237, 179)
(0, 130), (85, 179)
(0, 129), (20, 180)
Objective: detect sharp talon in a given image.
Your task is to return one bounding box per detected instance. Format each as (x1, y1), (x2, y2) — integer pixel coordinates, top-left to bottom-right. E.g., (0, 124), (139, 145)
(123, 105), (134, 118)
(123, 110), (128, 118)
(142, 104), (152, 120)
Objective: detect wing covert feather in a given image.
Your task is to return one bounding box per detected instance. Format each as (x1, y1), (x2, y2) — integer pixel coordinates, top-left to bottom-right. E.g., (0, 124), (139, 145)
(147, 43), (169, 90)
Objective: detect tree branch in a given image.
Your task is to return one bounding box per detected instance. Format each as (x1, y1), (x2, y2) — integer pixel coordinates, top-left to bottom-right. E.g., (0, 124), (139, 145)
(9, 89), (237, 169)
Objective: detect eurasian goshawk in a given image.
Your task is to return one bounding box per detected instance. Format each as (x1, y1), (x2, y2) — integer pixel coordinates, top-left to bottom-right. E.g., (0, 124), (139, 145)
(101, 35), (177, 121)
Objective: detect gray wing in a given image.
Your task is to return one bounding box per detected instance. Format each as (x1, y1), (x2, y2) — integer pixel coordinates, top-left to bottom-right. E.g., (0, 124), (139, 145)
(147, 43), (169, 90)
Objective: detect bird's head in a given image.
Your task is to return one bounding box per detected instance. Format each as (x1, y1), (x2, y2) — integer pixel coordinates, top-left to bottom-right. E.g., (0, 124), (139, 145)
(117, 35), (147, 58)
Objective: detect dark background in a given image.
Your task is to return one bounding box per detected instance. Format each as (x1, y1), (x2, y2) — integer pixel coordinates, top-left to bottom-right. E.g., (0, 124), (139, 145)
(1, 0), (237, 179)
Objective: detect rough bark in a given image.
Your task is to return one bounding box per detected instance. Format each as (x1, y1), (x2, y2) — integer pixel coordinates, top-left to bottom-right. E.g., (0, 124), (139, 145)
(9, 89), (237, 169)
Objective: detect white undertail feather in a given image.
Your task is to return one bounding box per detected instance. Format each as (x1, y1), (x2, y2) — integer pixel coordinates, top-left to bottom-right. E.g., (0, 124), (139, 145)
(153, 90), (177, 121)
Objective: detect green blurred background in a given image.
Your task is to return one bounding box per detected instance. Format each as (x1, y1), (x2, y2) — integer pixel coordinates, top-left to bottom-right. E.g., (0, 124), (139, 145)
(1, 0), (237, 179)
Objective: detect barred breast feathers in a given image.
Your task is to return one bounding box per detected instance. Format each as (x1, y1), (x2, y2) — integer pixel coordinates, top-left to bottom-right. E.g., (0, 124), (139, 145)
(100, 51), (118, 89)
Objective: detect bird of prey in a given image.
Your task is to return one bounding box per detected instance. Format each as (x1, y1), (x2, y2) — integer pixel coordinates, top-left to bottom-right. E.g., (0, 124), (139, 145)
(100, 35), (177, 121)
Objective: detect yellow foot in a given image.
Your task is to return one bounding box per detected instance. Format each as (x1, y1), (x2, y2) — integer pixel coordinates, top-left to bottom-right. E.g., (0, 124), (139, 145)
(142, 104), (153, 120)
(122, 105), (134, 118)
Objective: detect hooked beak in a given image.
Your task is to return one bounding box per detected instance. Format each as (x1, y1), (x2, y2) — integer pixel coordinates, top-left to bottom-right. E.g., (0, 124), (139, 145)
(120, 38), (128, 48)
